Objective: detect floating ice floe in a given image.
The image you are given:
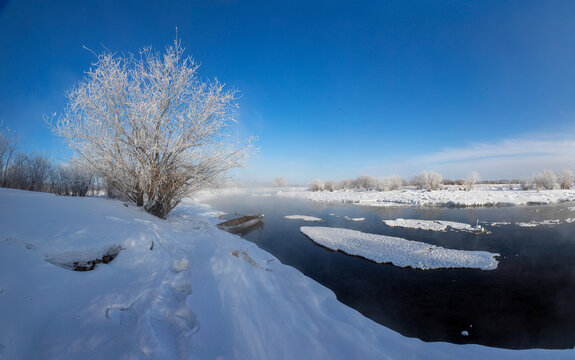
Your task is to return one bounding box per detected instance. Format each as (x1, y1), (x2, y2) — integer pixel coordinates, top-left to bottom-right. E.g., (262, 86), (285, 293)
(488, 222), (512, 227)
(284, 215), (323, 222)
(516, 220), (562, 227)
(383, 218), (486, 233)
(300, 226), (499, 270)
(345, 216), (365, 222)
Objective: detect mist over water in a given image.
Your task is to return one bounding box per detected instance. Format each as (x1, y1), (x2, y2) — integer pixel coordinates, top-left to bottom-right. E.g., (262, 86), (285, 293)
(206, 192), (575, 350)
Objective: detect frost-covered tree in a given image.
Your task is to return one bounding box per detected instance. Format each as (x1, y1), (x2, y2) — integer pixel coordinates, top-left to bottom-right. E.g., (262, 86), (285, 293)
(52, 159), (94, 196)
(324, 180), (337, 191)
(50, 39), (251, 218)
(5, 153), (53, 192)
(411, 171), (443, 190)
(310, 179), (325, 192)
(534, 170), (557, 190)
(558, 169), (573, 190)
(354, 175), (377, 190)
(520, 176), (533, 191)
(466, 171), (480, 191)
(273, 177), (287, 187)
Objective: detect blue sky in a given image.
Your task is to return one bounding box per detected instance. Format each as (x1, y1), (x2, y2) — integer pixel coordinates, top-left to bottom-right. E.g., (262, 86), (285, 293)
(1, 0), (575, 184)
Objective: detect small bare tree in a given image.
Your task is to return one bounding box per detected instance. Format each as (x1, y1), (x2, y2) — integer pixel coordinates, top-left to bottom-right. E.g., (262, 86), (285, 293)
(558, 169), (573, 190)
(50, 39), (251, 218)
(0, 125), (17, 187)
(466, 171), (480, 191)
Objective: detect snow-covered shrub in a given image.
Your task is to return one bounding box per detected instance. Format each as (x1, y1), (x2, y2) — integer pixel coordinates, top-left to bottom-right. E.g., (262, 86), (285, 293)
(558, 170), (573, 190)
(310, 179), (325, 192)
(466, 172), (480, 191)
(411, 171), (443, 190)
(377, 176), (403, 191)
(274, 177), (287, 187)
(344, 179), (354, 189)
(520, 177), (534, 191)
(354, 175), (377, 190)
(534, 170), (557, 190)
(454, 179), (465, 186)
(50, 39), (251, 218)
(324, 180), (337, 192)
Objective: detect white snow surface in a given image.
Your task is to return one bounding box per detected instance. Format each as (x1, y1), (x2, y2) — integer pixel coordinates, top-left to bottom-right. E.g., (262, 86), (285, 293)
(0, 188), (573, 359)
(278, 186), (575, 208)
(384, 218), (485, 232)
(284, 215), (323, 221)
(300, 226), (499, 270)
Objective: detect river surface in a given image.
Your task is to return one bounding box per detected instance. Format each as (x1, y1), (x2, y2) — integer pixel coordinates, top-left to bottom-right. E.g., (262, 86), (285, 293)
(205, 191), (575, 350)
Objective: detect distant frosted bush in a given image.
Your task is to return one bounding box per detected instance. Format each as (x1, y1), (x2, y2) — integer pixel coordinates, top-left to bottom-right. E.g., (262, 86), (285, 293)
(310, 179), (325, 192)
(52, 161), (94, 196)
(354, 175), (377, 190)
(324, 180), (338, 191)
(376, 176), (403, 191)
(520, 177), (534, 191)
(558, 170), (573, 190)
(274, 177), (287, 187)
(411, 171), (443, 190)
(534, 170), (557, 190)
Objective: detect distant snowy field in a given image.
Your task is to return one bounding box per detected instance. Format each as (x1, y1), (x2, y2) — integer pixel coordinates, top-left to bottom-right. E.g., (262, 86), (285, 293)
(277, 185), (575, 208)
(1, 188), (573, 359)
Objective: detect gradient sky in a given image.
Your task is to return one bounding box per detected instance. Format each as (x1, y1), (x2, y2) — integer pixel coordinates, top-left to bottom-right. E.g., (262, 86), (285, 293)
(2, 0), (575, 184)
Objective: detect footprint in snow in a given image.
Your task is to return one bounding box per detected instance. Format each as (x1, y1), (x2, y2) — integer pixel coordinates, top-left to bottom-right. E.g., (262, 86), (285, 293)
(106, 306), (138, 328)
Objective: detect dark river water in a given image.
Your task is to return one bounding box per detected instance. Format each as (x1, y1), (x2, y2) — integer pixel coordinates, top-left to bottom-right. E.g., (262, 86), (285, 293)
(206, 191), (575, 350)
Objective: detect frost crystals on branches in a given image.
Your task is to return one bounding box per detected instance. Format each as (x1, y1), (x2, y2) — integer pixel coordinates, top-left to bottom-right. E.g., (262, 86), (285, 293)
(50, 39), (252, 218)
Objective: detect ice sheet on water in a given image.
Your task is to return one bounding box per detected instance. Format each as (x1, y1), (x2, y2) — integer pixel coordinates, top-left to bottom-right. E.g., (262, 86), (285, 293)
(284, 215), (323, 221)
(300, 226), (499, 270)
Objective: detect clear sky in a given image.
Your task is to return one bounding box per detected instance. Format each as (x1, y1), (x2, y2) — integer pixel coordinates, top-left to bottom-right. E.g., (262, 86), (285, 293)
(2, 0), (575, 184)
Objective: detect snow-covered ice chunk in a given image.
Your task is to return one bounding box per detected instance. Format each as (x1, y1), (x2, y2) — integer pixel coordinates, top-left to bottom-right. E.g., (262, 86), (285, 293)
(345, 216), (365, 222)
(461, 331), (469, 336)
(284, 215), (323, 222)
(384, 219), (447, 231)
(516, 219), (562, 227)
(300, 226), (499, 270)
(383, 218), (485, 233)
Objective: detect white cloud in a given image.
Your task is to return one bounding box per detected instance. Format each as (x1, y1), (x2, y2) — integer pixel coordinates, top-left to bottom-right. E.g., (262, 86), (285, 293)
(394, 137), (575, 179)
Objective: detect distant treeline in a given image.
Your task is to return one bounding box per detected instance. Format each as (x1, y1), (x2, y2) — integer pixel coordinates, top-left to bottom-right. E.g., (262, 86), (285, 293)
(309, 170), (574, 192)
(0, 127), (97, 196)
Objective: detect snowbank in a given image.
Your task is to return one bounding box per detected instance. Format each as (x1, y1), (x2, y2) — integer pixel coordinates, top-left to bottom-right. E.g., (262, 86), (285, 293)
(0, 188), (573, 359)
(278, 186), (575, 208)
(285, 215), (323, 221)
(300, 226), (499, 270)
(384, 218), (485, 233)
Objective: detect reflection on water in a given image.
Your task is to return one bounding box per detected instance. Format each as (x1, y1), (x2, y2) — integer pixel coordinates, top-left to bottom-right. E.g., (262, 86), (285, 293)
(206, 192), (575, 350)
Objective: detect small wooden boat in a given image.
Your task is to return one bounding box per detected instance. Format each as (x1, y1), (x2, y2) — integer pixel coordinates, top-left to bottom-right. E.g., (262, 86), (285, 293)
(217, 214), (264, 234)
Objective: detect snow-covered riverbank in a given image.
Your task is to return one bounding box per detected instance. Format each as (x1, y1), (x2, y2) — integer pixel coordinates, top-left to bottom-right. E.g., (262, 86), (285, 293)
(277, 186), (575, 208)
(1, 188), (573, 359)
